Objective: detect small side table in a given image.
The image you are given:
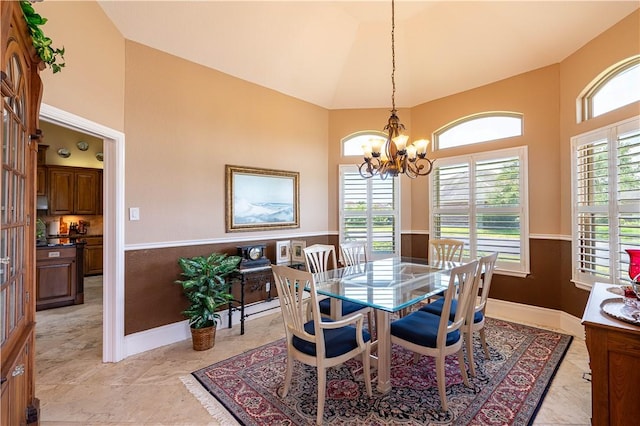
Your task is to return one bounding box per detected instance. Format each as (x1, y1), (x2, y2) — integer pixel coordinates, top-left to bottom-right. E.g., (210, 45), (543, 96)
(228, 265), (273, 335)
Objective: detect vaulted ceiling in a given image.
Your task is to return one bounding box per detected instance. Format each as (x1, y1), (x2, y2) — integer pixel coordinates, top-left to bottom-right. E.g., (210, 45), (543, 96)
(98, 1), (639, 109)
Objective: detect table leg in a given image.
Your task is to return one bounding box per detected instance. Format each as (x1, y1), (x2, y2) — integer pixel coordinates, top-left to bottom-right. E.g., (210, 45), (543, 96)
(375, 309), (392, 393)
(240, 275), (245, 335)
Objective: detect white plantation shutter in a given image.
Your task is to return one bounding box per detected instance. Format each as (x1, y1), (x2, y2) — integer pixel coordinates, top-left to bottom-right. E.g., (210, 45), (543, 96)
(432, 162), (471, 256)
(340, 165), (400, 258)
(475, 156), (523, 264)
(572, 117), (640, 287)
(430, 147), (529, 274)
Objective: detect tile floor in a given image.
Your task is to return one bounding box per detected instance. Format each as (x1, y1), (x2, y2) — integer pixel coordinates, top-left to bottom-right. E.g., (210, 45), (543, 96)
(35, 276), (592, 425)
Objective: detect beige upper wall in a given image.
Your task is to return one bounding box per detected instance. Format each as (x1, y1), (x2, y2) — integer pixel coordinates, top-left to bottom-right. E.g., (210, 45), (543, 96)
(123, 41), (329, 244)
(329, 66), (561, 235)
(328, 9), (638, 237)
(30, 3), (639, 243)
(37, 1), (125, 131)
(559, 9), (640, 236)
(410, 65), (561, 235)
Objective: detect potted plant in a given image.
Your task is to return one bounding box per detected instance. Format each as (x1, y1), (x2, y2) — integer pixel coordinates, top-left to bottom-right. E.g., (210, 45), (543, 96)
(175, 252), (241, 350)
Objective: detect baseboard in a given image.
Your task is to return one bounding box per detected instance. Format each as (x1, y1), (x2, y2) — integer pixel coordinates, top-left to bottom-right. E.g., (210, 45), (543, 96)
(124, 298), (282, 358)
(124, 298), (585, 358)
(486, 298), (585, 339)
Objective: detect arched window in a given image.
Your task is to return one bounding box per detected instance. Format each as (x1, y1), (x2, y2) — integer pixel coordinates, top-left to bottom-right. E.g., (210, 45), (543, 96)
(340, 132), (401, 259)
(342, 131), (387, 157)
(434, 112), (523, 151)
(579, 55), (640, 122)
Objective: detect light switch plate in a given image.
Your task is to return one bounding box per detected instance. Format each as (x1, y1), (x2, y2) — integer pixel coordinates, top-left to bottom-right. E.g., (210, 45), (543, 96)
(129, 207), (140, 221)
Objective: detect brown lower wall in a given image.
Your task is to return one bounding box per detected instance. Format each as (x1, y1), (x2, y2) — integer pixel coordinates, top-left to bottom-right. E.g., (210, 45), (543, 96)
(124, 235), (588, 335)
(124, 235), (331, 335)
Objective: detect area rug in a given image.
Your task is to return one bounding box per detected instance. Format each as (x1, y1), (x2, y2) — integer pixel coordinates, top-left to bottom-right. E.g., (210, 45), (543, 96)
(182, 317), (573, 425)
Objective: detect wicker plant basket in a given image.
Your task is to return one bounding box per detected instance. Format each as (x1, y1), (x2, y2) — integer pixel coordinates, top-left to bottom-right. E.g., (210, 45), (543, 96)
(191, 326), (216, 351)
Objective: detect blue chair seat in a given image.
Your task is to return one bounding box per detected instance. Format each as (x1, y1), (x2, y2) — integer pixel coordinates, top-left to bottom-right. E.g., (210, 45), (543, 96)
(292, 319), (371, 358)
(390, 310), (460, 348)
(319, 298), (368, 317)
(420, 298), (484, 323)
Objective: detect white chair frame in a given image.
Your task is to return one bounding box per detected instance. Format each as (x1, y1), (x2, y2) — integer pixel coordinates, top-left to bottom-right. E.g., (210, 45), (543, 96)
(464, 252), (498, 376)
(271, 265), (372, 425)
(429, 238), (464, 263)
(391, 260), (478, 412)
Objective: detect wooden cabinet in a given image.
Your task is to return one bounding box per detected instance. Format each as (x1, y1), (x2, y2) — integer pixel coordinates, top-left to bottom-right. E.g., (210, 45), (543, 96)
(1, 1), (43, 422)
(83, 236), (103, 276)
(36, 145), (48, 196)
(48, 166), (101, 215)
(582, 283), (640, 425)
(36, 245), (85, 310)
(1, 332), (33, 426)
(36, 166), (46, 196)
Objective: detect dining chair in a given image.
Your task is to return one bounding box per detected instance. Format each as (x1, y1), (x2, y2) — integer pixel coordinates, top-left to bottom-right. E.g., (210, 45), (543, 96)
(304, 244), (374, 333)
(271, 265), (372, 425)
(390, 260), (478, 412)
(339, 240), (368, 267)
(339, 241), (376, 335)
(420, 252), (498, 376)
(429, 238), (464, 263)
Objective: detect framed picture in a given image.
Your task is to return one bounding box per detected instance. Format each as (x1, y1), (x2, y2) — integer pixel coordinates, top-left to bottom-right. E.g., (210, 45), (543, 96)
(225, 165), (300, 232)
(291, 240), (306, 263)
(276, 240), (291, 264)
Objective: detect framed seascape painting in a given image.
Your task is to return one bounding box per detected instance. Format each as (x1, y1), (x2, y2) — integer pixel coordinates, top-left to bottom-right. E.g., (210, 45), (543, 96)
(225, 165), (300, 232)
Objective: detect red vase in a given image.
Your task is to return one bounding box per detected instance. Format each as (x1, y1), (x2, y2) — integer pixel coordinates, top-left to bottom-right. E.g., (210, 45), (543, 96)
(626, 249), (640, 283)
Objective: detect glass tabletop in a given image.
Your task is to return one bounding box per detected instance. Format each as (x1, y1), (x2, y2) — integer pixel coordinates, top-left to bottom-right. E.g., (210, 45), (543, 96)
(312, 256), (457, 313)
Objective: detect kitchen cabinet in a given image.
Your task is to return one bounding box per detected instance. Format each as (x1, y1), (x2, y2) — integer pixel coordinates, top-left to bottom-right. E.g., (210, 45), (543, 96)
(37, 145), (48, 196)
(48, 166), (101, 215)
(37, 166), (47, 196)
(83, 236), (103, 276)
(36, 245), (85, 311)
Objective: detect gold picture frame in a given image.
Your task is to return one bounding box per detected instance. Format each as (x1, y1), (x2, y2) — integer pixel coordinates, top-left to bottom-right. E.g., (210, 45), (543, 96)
(225, 165), (300, 232)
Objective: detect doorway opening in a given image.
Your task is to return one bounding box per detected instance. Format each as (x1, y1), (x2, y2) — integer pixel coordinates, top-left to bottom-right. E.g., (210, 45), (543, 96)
(39, 104), (125, 362)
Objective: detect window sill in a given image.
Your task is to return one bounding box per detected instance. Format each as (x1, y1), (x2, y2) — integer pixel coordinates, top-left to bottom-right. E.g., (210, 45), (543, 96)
(495, 269), (529, 279)
(572, 280), (593, 291)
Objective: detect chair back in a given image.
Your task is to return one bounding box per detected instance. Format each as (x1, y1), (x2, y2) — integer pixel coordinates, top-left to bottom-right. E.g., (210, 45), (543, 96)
(303, 244), (337, 273)
(339, 241), (368, 267)
(271, 265), (324, 350)
(437, 260), (478, 347)
(475, 252), (498, 315)
(429, 238), (464, 262)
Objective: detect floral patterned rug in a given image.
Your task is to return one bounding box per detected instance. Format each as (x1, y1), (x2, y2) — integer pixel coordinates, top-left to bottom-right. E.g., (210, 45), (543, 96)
(183, 318), (572, 425)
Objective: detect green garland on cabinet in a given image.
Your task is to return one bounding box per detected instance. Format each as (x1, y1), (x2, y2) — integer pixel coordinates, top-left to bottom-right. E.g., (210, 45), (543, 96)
(19, 1), (65, 73)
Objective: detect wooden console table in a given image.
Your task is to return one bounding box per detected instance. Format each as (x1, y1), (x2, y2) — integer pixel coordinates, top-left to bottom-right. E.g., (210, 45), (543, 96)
(581, 282), (640, 425)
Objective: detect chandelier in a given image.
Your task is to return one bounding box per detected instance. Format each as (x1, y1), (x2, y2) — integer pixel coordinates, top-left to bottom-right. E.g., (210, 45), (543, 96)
(358, 0), (434, 180)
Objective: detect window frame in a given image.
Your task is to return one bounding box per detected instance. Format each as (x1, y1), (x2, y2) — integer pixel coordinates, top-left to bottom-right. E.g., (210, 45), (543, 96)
(429, 146), (530, 277)
(339, 164), (401, 260)
(341, 130), (387, 157)
(433, 111), (523, 151)
(578, 55), (640, 123)
(571, 116), (640, 290)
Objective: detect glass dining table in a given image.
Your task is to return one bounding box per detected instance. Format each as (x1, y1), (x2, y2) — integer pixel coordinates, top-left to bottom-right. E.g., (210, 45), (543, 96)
(312, 256), (456, 393)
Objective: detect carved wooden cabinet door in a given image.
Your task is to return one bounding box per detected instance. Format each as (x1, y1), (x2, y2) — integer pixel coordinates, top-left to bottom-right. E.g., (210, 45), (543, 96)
(1, 2), (43, 424)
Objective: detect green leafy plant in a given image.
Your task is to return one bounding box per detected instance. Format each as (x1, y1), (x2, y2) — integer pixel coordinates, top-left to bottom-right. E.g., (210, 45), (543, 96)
(20, 1), (65, 73)
(175, 253), (241, 329)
